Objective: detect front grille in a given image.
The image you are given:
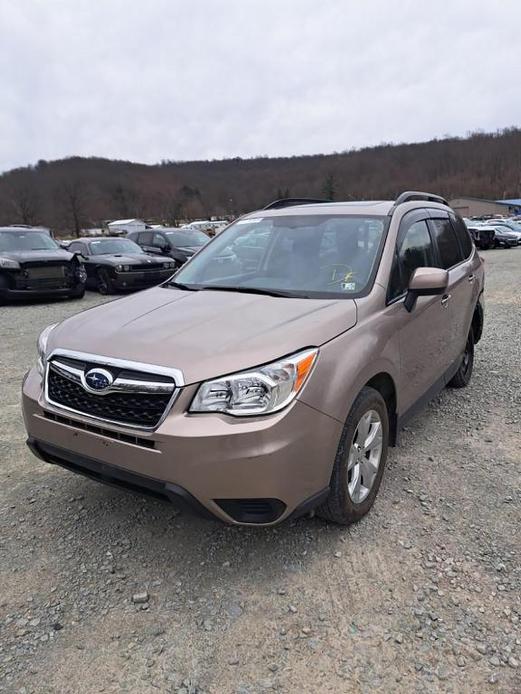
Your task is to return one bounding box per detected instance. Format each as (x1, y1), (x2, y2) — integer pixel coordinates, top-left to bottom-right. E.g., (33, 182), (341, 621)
(134, 264), (166, 272)
(16, 263), (74, 289)
(47, 358), (176, 428)
(26, 265), (65, 279)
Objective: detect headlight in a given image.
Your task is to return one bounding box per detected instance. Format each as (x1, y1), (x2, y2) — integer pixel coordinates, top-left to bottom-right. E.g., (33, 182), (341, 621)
(37, 323), (58, 376)
(189, 348), (318, 416)
(163, 262), (175, 269)
(0, 257), (20, 269)
(116, 264), (123, 272)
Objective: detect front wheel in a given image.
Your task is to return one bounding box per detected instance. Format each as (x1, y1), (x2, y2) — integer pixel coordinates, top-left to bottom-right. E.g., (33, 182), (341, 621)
(96, 269), (114, 295)
(69, 287), (85, 300)
(317, 387), (389, 525)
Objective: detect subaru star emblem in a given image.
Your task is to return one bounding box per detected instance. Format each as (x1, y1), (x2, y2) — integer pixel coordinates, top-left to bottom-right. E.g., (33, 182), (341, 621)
(84, 368), (113, 392)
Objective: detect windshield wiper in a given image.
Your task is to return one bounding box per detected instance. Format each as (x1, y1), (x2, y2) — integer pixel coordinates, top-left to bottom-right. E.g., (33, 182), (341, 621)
(199, 285), (303, 298)
(166, 280), (199, 291)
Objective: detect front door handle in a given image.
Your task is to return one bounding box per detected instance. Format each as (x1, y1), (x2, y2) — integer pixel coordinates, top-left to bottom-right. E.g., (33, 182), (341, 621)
(468, 274), (475, 283)
(440, 294), (451, 307)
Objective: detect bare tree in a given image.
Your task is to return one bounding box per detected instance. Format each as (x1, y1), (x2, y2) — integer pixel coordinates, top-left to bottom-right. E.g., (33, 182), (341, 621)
(9, 184), (41, 225)
(57, 179), (89, 236)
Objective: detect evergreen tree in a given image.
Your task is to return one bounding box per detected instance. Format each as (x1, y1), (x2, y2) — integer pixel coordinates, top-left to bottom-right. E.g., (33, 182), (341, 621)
(322, 174), (336, 201)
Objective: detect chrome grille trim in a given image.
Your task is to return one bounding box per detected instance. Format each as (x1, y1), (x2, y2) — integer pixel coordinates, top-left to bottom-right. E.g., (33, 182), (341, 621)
(49, 359), (176, 395)
(43, 348), (185, 431)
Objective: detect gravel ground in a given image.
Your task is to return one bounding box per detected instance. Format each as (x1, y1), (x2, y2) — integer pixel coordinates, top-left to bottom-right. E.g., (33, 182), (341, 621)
(1, 249), (520, 694)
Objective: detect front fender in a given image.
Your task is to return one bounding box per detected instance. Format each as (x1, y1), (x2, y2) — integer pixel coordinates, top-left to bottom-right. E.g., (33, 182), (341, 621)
(298, 324), (400, 426)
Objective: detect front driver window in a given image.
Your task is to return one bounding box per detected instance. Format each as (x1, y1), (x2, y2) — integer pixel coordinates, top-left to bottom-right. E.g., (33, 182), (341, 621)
(389, 220), (435, 300)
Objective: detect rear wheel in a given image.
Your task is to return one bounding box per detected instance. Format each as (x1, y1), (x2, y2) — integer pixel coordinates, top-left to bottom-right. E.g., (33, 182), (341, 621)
(448, 331), (474, 388)
(317, 387), (389, 525)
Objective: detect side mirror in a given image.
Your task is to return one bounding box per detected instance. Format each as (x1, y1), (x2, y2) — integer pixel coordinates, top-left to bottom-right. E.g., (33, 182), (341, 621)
(404, 267), (448, 312)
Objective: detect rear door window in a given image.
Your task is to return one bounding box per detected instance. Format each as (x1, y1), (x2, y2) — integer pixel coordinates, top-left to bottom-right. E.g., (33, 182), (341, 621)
(430, 218), (464, 269)
(449, 214), (473, 258)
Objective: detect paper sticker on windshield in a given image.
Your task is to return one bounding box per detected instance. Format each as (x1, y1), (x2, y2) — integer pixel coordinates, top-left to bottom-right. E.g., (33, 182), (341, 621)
(341, 281), (356, 291)
(237, 218), (263, 225)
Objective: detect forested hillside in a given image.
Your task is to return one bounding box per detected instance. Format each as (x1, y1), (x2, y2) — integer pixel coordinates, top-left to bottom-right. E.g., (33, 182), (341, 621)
(1, 128), (520, 233)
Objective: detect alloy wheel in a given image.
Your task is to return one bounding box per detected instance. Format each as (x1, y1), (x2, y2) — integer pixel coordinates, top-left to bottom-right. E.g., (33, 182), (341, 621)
(347, 409), (383, 503)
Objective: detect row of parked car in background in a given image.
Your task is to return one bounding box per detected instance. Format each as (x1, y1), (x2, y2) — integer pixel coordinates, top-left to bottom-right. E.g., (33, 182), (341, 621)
(0, 211), (519, 304)
(0, 222), (221, 302)
(464, 216), (521, 249)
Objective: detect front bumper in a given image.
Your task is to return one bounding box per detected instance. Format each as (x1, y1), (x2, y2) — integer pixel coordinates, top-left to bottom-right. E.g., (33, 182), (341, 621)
(22, 368), (340, 526)
(111, 269), (173, 290)
(0, 284), (84, 301)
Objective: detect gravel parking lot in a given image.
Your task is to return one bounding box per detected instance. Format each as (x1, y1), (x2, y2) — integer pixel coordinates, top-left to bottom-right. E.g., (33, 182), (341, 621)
(1, 249), (520, 694)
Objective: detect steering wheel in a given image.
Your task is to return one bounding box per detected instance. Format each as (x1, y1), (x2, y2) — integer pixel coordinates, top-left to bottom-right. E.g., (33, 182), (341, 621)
(320, 264), (356, 289)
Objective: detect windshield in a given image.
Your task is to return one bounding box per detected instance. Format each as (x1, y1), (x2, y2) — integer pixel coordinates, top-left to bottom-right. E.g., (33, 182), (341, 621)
(165, 230), (209, 247)
(0, 230), (58, 252)
(173, 214), (387, 298)
(88, 239), (144, 255)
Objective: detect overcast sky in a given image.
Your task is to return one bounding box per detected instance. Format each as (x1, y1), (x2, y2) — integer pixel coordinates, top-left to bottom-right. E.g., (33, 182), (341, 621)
(1, 0), (520, 173)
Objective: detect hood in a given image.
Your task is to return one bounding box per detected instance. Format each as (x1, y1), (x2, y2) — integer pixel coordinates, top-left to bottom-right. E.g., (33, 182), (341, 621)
(94, 254), (167, 266)
(48, 287), (357, 384)
(1, 249), (73, 263)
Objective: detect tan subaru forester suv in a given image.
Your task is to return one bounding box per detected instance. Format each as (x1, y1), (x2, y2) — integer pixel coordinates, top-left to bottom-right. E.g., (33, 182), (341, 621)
(22, 192), (485, 526)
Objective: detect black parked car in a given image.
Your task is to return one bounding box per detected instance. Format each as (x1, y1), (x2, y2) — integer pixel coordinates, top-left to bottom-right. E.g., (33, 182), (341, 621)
(67, 237), (176, 294)
(127, 228), (209, 268)
(491, 223), (521, 246)
(0, 226), (86, 303)
(492, 226), (519, 248)
(466, 225), (496, 250)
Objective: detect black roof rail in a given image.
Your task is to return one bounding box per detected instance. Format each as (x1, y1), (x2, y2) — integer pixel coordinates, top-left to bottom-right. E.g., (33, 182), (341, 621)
(263, 197), (330, 210)
(391, 191), (449, 210)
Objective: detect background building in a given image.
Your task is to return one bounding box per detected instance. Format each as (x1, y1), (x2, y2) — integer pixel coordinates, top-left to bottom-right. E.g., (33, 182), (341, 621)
(107, 218), (146, 235)
(450, 197), (521, 217)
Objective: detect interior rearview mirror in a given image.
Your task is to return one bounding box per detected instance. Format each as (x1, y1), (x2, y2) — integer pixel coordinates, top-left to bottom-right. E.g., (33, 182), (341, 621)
(404, 267), (448, 312)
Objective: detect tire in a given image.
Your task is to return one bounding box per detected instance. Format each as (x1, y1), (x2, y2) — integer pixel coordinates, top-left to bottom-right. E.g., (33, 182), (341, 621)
(69, 287), (85, 300)
(317, 386), (389, 525)
(96, 269), (114, 295)
(448, 331), (474, 388)
(0, 274), (8, 305)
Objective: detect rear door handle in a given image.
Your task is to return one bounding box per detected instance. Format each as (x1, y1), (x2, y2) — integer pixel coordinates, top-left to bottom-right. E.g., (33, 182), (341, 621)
(468, 274), (475, 283)
(440, 294), (451, 307)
